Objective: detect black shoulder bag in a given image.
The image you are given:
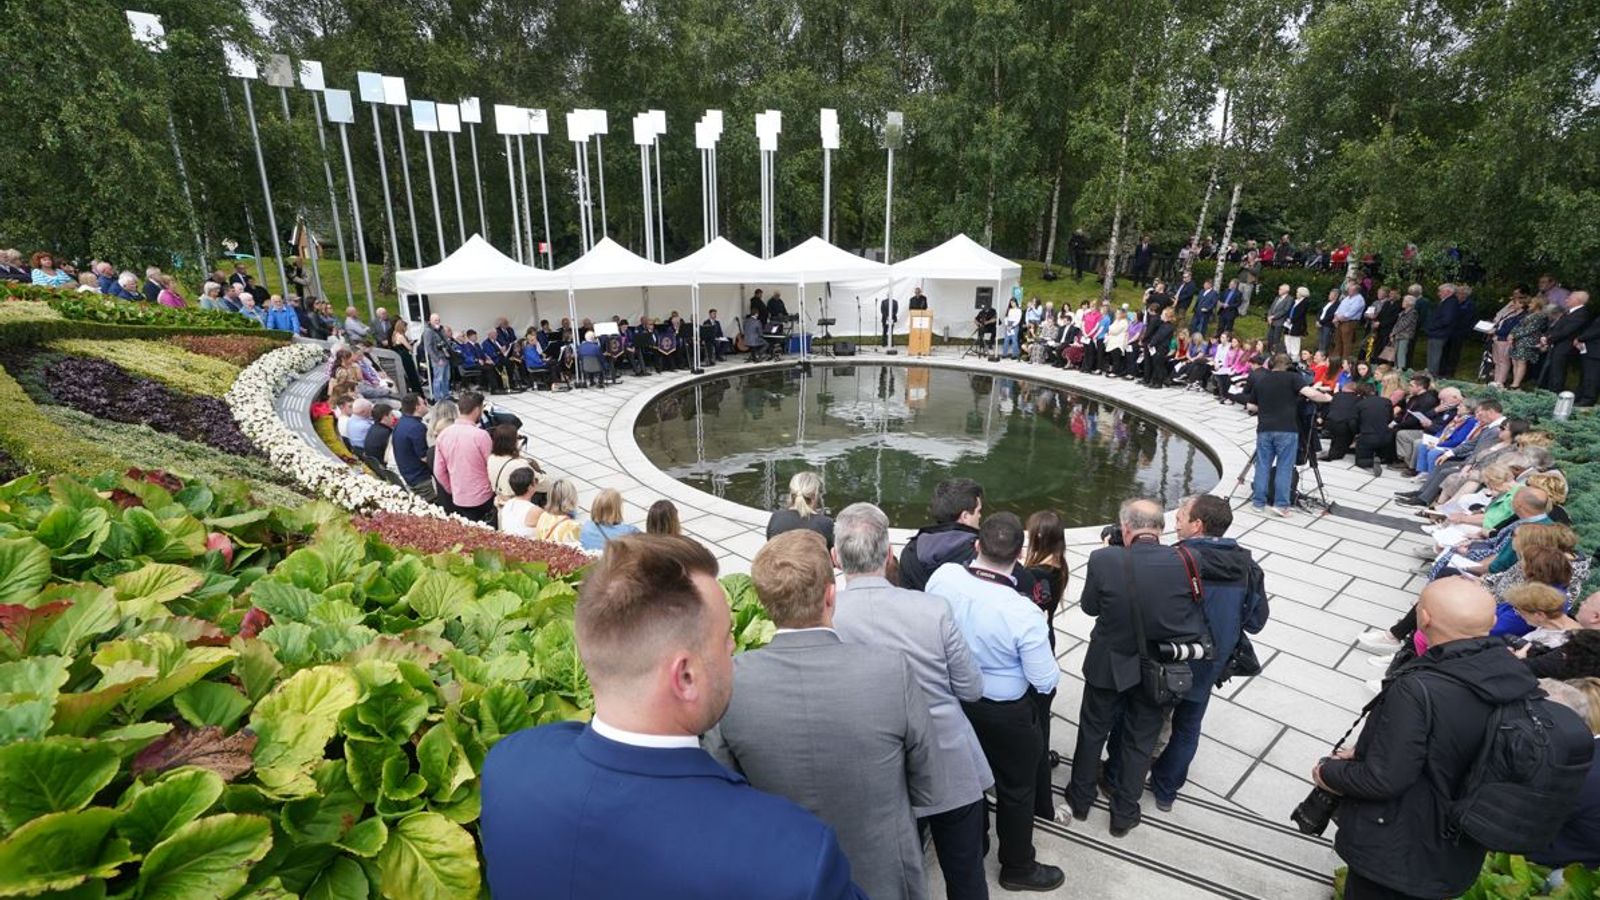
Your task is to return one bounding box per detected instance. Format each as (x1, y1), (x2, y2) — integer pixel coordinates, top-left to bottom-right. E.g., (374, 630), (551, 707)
(1122, 545), (1206, 707)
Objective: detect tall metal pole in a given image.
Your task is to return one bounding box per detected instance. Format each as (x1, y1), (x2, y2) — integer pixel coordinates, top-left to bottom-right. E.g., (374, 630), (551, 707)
(310, 91), (353, 306)
(468, 123), (488, 239)
(503, 136), (522, 263)
(337, 122), (375, 318)
(516, 136), (536, 265)
(446, 131), (466, 245)
(823, 147), (832, 244)
(710, 145), (718, 237)
(370, 104), (404, 272)
(884, 146), (895, 266)
(594, 133), (608, 239)
(276, 84), (323, 303)
(241, 79), (287, 295)
(217, 86), (263, 270)
(422, 129), (446, 259)
(700, 148), (709, 246)
(639, 143), (654, 261)
(165, 111), (208, 273)
(653, 138), (666, 261)
(573, 140), (590, 254)
(536, 136), (554, 269)
(393, 109), (423, 265)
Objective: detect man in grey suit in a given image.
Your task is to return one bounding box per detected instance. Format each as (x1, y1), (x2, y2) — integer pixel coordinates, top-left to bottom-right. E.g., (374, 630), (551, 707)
(831, 502), (992, 900)
(705, 530), (938, 900)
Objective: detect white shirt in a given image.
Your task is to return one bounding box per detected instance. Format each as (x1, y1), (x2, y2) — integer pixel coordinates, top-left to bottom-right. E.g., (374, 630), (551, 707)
(773, 626), (837, 637)
(590, 716), (700, 749)
(500, 497), (538, 539)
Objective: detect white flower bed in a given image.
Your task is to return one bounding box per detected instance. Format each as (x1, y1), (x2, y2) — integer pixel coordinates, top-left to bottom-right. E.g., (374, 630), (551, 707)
(225, 342), (467, 522)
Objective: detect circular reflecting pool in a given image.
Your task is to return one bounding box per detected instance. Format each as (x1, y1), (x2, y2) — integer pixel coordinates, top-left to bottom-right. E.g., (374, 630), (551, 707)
(633, 364), (1220, 528)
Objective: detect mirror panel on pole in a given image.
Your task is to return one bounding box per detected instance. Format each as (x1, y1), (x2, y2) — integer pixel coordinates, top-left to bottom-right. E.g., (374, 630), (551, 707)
(528, 109), (553, 269)
(383, 76), (423, 267)
(587, 109), (609, 240)
(267, 54), (321, 304)
(493, 104), (525, 263)
(358, 71), (404, 274)
(648, 110), (666, 262)
(565, 112), (593, 255)
(517, 109), (537, 266)
(706, 110), (722, 237)
(411, 99), (446, 261)
(324, 89), (375, 318)
(820, 108), (839, 245)
(227, 44), (288, 297)
(438, 103), (467, 246)
(460, 98), (488, 240)
(301, 60), (354, 308)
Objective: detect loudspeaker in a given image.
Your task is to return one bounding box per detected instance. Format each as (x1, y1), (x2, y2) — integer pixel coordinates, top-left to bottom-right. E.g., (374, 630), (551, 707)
(975, 285), (994, 309)
(834, 341), (856, 356)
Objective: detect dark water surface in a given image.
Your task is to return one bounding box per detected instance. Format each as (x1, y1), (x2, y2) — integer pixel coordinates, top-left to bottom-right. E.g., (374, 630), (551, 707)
(633, 365), (1220, 528)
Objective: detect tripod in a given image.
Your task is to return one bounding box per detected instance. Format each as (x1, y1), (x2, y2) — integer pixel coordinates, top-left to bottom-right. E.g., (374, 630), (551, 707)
(961, 325), (988, 359)
(1231, 416), (1333, 514)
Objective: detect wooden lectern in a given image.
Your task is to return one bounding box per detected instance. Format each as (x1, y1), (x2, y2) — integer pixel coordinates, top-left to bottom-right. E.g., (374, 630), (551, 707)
(908, 310), (934, 356)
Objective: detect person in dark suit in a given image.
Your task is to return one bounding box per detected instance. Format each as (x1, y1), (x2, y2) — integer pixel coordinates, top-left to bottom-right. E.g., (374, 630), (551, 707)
(1542, 291), (1592, 392)
(908, 286), (929, 310)
(1424, 283), (1465, 377)
(481, 535), (866, 900)
(1218, 279), (1243, 335)
(1066, 499), (1211, 836)
(1191, 280), (1219, 336)
(880, 295), (899, 348)
(1131, 236), (1155, 286)
(1068, 230), (1089, 280)
(706, 530), (936, 900)
(1285, 286), (1312, 359)
(701, 309), (729, 362)
(1173, 271), (1197, 318)
(1577, 295), (1600, 406)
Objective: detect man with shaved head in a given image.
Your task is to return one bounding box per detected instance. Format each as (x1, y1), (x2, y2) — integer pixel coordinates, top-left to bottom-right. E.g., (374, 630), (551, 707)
(1314, 578), (1536, 898)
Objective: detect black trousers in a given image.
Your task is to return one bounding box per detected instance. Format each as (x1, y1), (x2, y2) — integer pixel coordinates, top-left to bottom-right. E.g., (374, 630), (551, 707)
(1354, 432), (1393, 468)
(1345, 869), (1433, 900)
(1068, 682), (1164, 829)
(921, 800), (987, 900)
(1578, 355), (1600, 406)
(1541, 346), (1574, 390)
(1324, 418), (1357, 460)
(961, 696), (1043, 871)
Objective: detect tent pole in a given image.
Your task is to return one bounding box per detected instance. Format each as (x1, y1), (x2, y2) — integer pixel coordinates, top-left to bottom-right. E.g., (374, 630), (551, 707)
(691, 282), (703, 373)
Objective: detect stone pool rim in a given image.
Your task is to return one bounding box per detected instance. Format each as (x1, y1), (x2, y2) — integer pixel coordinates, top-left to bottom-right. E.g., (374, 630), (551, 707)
(608, 355), (1251, 546)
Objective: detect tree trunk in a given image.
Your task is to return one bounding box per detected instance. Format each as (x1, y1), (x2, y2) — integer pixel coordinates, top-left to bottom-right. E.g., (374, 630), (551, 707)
(1186, 91), (1230, 276)
(1213, 179), (1243, 287)
(1101, 92), (1136, 301)
(983, 51), (1000, 248)
(378, 232), (396, 295)
(1043, 167), (1062, 269)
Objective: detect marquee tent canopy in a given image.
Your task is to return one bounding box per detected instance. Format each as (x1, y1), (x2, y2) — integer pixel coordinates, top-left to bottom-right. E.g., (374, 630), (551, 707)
(662, 236), (776, 283)
(768, 236), (890, 283)
(552, 237), (691, 289)
(395, 234), (561, 295)
(891, 233), (1021, 283)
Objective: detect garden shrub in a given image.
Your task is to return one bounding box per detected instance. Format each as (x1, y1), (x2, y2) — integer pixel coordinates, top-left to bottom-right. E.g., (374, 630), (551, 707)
(167, 334), (284, 368)
(0, 468), (591, 898)
(50, 339), (242, 398)
(38, 355), (257, 457)
(0, 364), (123, 480)
(352, 512), (594, 579)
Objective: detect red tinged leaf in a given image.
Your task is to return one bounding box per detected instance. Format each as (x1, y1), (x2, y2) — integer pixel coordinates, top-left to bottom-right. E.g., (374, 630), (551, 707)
(238, 607), (271, 639)
(108, 488), (144, 509)
(0, 600), (71, 654)
(132, 724), (258, 782)
(206, 532), (235, 567)
(352, 512), (592, 577)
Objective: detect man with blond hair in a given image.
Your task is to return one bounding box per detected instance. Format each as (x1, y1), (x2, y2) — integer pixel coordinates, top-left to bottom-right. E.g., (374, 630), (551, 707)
(482, 535), (864, 899)
(707, 530), (935, 900)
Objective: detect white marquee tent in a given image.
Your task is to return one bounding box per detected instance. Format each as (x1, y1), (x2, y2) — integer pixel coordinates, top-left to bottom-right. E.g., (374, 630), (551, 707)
(875, 233), (1023, 340)
(394, 234), (562, 329)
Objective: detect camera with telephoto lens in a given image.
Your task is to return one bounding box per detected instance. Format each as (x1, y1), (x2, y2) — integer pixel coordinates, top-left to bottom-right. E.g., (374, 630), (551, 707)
(1291, 786), (1340, 835)
(1157, 640), (1211, 662)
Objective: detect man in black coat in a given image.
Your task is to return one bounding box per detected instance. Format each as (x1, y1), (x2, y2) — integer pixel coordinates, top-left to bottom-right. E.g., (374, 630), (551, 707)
(898, 478), (1041, 602)
(1173, 271), (1197, 318)
(1130, 236), (1155, 287)
(1066, 499), (1210, 836)
(1568, 292), (1599, 405)
(1068, 230), (1089, 281)
(1313, 578), (1552, 899)
(1540, 291), (1591, 391)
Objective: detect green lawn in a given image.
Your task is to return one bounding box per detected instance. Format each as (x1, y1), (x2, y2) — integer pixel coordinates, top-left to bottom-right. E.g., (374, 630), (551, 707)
(193, 255), (399, 315)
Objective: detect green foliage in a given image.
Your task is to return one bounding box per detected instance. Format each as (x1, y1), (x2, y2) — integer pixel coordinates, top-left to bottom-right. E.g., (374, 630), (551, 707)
(0, 467), (587, 897)
(50, 339), (242, 399)
(1335, 854), (1600, 900)
(720, 574), (777, 653)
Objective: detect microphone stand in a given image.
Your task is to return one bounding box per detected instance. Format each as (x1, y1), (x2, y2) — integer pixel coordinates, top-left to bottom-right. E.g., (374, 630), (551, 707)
(885, 294), (898, 356)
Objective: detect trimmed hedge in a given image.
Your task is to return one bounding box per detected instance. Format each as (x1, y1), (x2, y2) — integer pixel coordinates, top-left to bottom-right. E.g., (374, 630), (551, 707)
(0, 283), (287, 348)
(0, 364), (123, 479)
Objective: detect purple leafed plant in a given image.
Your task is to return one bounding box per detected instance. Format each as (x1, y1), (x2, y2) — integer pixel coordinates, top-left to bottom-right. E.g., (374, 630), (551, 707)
(42, 356), (259, 457)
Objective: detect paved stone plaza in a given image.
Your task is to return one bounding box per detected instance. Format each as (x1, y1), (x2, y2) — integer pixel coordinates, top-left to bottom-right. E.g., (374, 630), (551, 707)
(481, 347), (1424, 898)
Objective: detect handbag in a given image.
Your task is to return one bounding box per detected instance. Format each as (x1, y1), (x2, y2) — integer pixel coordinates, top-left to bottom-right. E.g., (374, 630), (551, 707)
(1122, 545), (1206, 707)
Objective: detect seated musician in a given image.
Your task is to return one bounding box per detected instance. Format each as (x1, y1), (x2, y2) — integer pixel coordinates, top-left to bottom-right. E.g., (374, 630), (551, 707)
(455, 329), (497, 390)
(537, 319), (559, 349)
(632, 317), (660, 371)
(577, 330), (606, 381)
(651, 317), (681, 372)
(666, 313), (692, 369)
(741, 313), (767, 355)
(701, 308), (729, 362)
(613, 319), (646, 375)
(492, 317), (517, 356)
(975, 304), (998, 344)
(765, 292), (790, 333)
(477, 330), (514, 391)
(520, 327), (551, 389)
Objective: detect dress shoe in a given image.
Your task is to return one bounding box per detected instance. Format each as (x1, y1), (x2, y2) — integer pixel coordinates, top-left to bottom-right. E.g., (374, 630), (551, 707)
(1155, 797), (1175, 813)
(999, 863), (1066, 892)
(1395, 496), (1427, 507)
(1109, 819), (1140, 838)
(1392, 490), (1419, 499)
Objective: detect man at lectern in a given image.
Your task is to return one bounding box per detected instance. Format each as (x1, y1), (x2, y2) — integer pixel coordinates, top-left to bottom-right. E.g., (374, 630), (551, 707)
(880, 295), (899, 348)
(909, 287), (929, 311)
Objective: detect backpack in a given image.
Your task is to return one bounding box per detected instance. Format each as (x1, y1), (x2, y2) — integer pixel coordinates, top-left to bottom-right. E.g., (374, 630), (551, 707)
(1420, 674), (1595, 853)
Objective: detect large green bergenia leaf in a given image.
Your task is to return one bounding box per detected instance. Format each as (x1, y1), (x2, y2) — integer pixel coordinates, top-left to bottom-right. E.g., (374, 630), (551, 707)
(248, 581), (322, 624)
(229, 637), (282, 702)
(416, 724), (474, 802)
(38, 585), (120, 657)
(0, 737), (120, 832)
(0, 600), (70, 662)
(34, 506), (110, 560)
(402, 571), (474, 621)
(136, 813), (273, 900)
(334, 817), (388, 857)
(271, 548), (330, 593)
(116, 767), (224, 854)
(111, 563), (206, 617)
(0, 537), (51, 606)
(376, 812), (480, 900)
(309, 521), (367, 585)
(344, 739), (404, 804)
(173, 682), (251, 732)
(304, 856), (370, 900)
(281, 762), (364, 845)
(46, 475), (112, 514)
(92, 633), (236, 719)
(0, 655), (69, 745)
(0, 808), (135, 895)
(51, 664), (157, 736)
(476, 683), (535, 744)
(250, 666), (360, 798)
(119, 507), (207, 563)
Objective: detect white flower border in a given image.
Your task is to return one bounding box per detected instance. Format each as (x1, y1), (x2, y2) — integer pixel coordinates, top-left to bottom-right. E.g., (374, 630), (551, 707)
(225, 342), (475, 523)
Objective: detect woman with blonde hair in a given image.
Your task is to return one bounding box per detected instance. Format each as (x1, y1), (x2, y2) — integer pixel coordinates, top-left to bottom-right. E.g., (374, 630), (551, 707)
(531, 479), (583, 543)
(579, 488), (639, 550)
(1505, 582), (1581, 648)
(766, 470), (834, 548)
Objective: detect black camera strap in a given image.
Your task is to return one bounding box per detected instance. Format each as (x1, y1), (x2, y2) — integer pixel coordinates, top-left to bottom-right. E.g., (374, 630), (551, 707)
(1329, 692), (1385, 755)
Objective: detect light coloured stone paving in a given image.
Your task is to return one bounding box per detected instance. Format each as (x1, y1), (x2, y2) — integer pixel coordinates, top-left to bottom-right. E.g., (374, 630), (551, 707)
(480, 346), (1426, 898)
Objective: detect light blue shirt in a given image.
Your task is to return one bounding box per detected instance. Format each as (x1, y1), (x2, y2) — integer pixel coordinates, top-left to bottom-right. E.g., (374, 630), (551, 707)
(925, 562), (1058, 701)
(1335, 293), (1366, 321)
(347, 416), (373, 448)
(578, 519), (639, 551)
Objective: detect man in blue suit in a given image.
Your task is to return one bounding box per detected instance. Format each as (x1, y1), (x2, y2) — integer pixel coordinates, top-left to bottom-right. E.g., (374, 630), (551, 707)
(1190, 279), (1219, 336)
(1218, 278), (1243, 336)
(481, 535), (867, 900)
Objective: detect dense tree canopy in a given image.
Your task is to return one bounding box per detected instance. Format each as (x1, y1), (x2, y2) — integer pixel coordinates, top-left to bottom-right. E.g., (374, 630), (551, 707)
(1, 0), (1596, 287)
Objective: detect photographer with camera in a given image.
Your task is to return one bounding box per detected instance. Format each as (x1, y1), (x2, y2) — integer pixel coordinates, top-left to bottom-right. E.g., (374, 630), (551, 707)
(1309, 577), (1593, 900)
(1066, 499), (1211, 837)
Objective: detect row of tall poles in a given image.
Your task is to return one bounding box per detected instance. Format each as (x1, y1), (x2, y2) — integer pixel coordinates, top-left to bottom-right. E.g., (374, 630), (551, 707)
(124, 10), (907, 319)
